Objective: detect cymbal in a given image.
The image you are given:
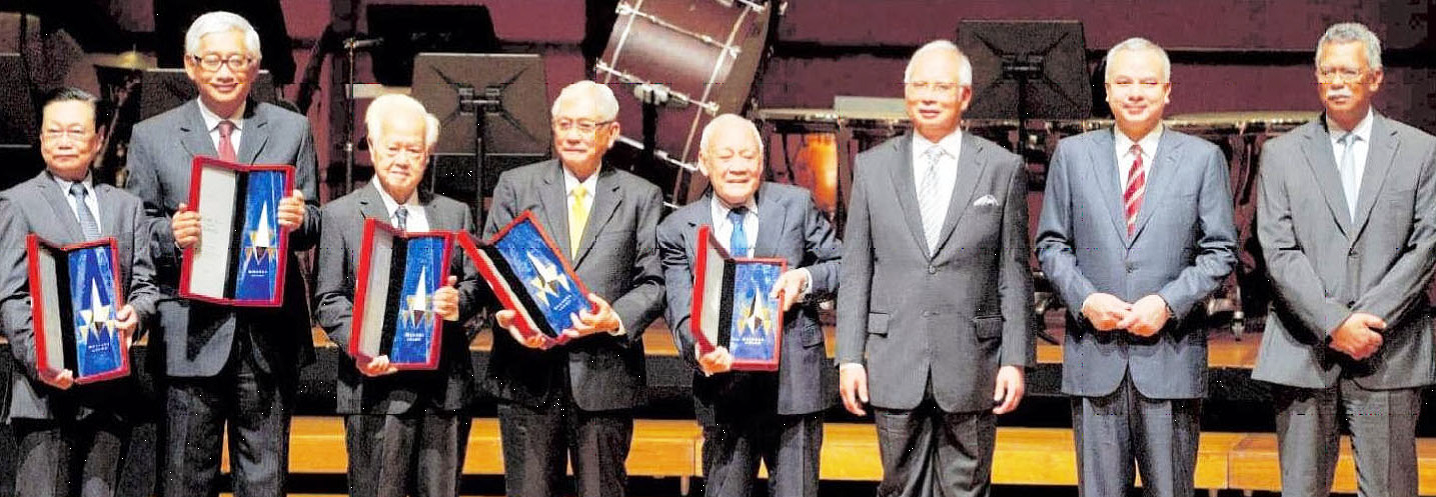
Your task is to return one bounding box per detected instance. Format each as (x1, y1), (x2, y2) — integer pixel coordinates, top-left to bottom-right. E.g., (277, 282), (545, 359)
(89, 51), (155, 71)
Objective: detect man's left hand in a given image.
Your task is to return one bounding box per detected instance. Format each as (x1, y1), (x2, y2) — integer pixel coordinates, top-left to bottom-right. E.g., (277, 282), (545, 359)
(565, 293), (620, 339)
(1119, 294), (1171, 337)
(992, 365), (1025, 414)
(114, 304), (139, 343)
(769, 269), (809, 312)
(277, 189), (306, 230)
(433, 275), (460, 321)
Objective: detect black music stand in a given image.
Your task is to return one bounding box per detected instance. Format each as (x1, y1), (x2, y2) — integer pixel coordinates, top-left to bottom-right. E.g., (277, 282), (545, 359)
(0, 53), (39, 191)
(410, 53), (551, 226)
(137, 69), (280, 121)
(958, 20), (1091, 155)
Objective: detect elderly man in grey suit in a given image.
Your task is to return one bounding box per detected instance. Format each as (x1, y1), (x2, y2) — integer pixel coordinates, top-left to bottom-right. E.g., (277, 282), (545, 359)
(657, 114), (842, 497)
(122, 11), (320, 497)
(1254, 22), (1436, 497)
(485, 80), (666, 497)
(1035, 38), (1238, 497)
(314, 94), (483, 497)
(836, 40), (1033, 497)
(0, 87), (160, 497)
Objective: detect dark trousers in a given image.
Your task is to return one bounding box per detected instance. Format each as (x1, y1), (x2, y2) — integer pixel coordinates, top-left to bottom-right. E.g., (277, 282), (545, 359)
(1272, 380), (1421, 497)
(162, 340), (292, 497)
(1071, 373), (1201, 497)
(497, 398), (633, 497)
(343, 411), (471, 497)
(12, 415), (129, 497)
(873, 397), (997, 497)
(701, 412), (822, 497)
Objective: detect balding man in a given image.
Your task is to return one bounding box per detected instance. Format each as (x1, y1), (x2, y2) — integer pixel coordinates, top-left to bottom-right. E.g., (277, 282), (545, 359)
(314, 94), (483, 497)
(657, 114), (842, 497)
(836, 40), (1033, 497)
(483, 80), (665, 497)
(1036, 37), (1237, 497)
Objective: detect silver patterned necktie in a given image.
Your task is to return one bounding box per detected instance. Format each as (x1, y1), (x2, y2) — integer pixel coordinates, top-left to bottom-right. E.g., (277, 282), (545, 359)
(394, 206), (409, 231)
(1338, 132), (1360, 222)
(917, 146), (945, 254)
(69, 183), (102, 240)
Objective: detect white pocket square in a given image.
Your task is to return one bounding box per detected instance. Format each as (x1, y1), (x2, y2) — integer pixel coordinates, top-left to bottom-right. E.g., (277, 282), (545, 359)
(973, 194), (999, 207)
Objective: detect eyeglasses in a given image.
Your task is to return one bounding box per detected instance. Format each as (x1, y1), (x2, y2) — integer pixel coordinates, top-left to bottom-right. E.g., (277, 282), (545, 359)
(41, 129), (94, 142)
(906, 81), (962, 94)
(189, 53), (254, 72)
(553, 119), (613, 135)
(1316, 67), (1366, 83)
(1107, 80), (1166, 90)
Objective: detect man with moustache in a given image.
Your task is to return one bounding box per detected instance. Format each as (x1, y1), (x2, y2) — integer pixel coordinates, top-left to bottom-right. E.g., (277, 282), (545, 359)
(123, 11), (320, 496)
(1035, 38), (1237, 497)
(656, 114), (842, 497)
(1254, 22), (1436, 497)
(484, 80), (665, 497)
(835, 40), (1033, 497)
(0, 87), (159, 497)
(314, 94), (482, 497)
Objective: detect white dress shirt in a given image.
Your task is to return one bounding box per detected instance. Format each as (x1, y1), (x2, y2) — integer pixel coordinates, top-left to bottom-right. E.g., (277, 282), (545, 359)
(370, 177), (429, 231)
(196, 99), (247, 155)
(1327, 108), (1374, 206)
(1114, 124), (1164, 188)
(912, 131), (964, 226)
(709, 196), (759, 257)
(560, 164), (625, 335)
(51, 172), (102, 233)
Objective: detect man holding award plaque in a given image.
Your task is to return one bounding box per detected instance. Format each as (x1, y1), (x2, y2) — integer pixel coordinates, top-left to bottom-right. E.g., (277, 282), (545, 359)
(315, 94), (482, 497)
(0, 88), (159, 497)
(123, 12), (319, 497)
(484, 80), (666, 497)
(836, 41), (1034, 497)
(657, 114), (842, 497)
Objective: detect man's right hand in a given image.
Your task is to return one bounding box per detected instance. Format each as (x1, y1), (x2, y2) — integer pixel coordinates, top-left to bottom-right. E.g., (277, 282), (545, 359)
(40, 369), (74, 390)
(696, 345), (734, 375)
(496, 309), (547, 349)
(1081, 293), (1132, 331)
(171, 203), (202, 249)
(1329, 312), (1386, 360)
(839, 364), (870, 416)
(359, 355), (398, 377)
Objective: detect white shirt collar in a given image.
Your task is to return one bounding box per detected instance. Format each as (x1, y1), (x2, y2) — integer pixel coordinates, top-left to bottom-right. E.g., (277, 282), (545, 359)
(913, 130), (963, 160)
(196, 99), (247, 133)
(370, 176), (422, 217)
(50, 171), (94, 195)
(1326, 108), (1375, 143)
(1115, 124), (1164, 157)
(562, 164), (601, 196)
(710, 193), (759, 222)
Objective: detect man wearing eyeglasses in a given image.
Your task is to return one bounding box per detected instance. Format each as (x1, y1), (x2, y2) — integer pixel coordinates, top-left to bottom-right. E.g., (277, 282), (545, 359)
(482, 80), (665, 497)
(123, 11), (320, 497)
(836, 40), (1033, 497)
(1036, 38), (1237, 497)
(1254, 22), (1436, 497)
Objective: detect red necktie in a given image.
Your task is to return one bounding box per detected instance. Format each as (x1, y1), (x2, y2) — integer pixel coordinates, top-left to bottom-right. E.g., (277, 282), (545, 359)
(217, 120), (237, 162)
(1123, 144), (1145, 236)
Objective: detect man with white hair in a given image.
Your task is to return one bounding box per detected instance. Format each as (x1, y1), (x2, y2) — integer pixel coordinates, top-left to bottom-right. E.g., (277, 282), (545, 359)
(836, 40), (1033, 497)
(1254, 22), (1436, 497)
(483, 80), (665, 497)
(123, 11), (320, 497)
(1036, 37), (1237, 497)
(656, 114), (842, 497)
(314, 94), (482, 497)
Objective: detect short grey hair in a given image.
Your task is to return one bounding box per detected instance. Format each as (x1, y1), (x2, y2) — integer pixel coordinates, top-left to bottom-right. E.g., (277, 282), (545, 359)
(699, 113), (765, 157)
(550, 80), (620, 122)
(1104, 37), (1171, 82)
(903, 40), (973, 87)
(1316, 22), (1383, 70)
(366, 93), (441, 148)
(185, 11), (262, 60)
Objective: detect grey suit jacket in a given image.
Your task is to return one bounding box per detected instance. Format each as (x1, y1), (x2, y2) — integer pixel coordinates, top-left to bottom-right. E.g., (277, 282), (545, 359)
(313, 183), (485, 415)
(1036, 128), (1238, 399)
(124, 99), (321, 379)
(657, 183), (842, 422)
(836, 133), (1034, 413)
(1253, 114), (1436, 390)
(0, 171), (160, 421)
(481, 160), (666, 411)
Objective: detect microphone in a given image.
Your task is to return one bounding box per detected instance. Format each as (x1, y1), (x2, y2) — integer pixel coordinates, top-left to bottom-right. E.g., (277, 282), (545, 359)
(343, 37), (383, 51)
(633, 83), (689, 109)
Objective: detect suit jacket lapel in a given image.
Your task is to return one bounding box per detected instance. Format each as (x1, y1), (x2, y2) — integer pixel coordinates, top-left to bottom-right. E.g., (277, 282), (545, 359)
(1351, 114), (1398, 241)
(752, 183), (787, 258)
(354, 183), (391, 225)
(33, 174), (86, 243)
(1088, 130), (1128, 244)
(94, 185), (124, 238)
(417, 191), (449, 231)
(574, 167), (623, 266)
(1299, 121), (1353, 237)
(932, 134), (987, 256)
(1130, 131), (1183, 242)
(237, 101), (270, 164)
(537, 161), (571, 257)
(682, 194), (711, 263)
(887, 135), (931, 256)
(179, 101), (219, 161)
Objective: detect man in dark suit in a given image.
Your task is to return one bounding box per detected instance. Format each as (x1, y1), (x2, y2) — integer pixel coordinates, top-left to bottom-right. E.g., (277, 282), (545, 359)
(314, 94), (482, 497)
(122, 11), (319, 497)
(1035, 38), (1238, 497)
(1254, 22), (1436, 497)
(835, 40), (1033, 497)
(0, 87), (160, 497)
(484, 80), (665, 497)
(656, 114), (842, 497)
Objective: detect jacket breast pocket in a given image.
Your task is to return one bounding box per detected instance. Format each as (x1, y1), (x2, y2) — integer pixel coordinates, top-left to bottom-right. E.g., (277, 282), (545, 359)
(867, 312), (889, 336)
(973, 315), (1003, 339)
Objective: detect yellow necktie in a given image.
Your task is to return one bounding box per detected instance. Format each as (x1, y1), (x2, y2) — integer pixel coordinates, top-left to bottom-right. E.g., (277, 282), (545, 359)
(569, 184), (589, 259)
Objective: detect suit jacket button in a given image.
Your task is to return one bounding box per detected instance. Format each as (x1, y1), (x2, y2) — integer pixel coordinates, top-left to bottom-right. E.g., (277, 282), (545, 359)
(927, 265), (937, 274)
(1348, 249), (1359, 257)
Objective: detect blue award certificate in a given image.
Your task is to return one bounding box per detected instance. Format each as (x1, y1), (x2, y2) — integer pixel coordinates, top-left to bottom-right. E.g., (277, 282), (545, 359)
(233, 169), (285, 301)
(351, 219), (451, 371)
(181, 157), (294, 307)
(27, 235), (130, 384)
(463, 211), (592, 347)
(691, 225), (785, 371)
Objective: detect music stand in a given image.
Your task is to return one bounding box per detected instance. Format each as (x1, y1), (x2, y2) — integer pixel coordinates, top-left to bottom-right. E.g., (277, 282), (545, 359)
(366, 4), (499, 87)
(958, 21), (1091, 154)
(0, 53), (39, 190)
(137, 69), (280, 121)
(410, 53), (551, 225)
